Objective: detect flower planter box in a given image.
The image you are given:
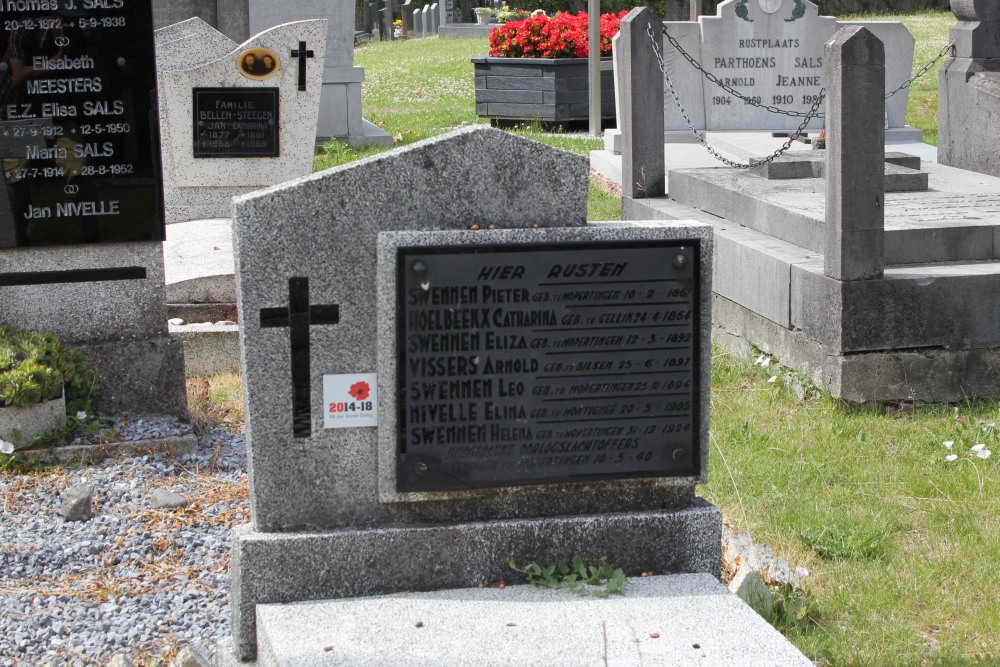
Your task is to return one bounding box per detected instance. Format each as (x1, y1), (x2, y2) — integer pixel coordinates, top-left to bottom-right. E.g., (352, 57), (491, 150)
(0, 389), (65, 447)
(472, 56), (615, 124)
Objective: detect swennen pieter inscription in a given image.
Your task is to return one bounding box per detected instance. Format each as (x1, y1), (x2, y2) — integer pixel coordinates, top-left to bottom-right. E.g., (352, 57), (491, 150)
(396, 241), (701, 492)
(0, 0), (164, 248)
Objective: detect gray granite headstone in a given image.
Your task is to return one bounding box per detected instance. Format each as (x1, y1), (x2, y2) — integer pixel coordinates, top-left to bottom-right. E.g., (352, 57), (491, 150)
(440, 0), (454, 25)
(228, 126), (720, 660)
(155, 19), (326, 223)
(639, 0), (913, 134)
(824, 26), (885, 281)
(421, 4), (431, 34)
(430, 2), (440, 33)
(938, 2), (1000, 177)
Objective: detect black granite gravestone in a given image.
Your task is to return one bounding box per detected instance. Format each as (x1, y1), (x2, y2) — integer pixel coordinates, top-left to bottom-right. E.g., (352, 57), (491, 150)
(193, 87), (279, 157)
(396, 240), (701, 491)
(0, 0), (164, 249)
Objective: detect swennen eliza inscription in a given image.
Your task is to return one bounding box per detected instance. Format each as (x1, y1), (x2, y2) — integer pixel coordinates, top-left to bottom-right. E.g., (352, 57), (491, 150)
(396, 241), (701, 492)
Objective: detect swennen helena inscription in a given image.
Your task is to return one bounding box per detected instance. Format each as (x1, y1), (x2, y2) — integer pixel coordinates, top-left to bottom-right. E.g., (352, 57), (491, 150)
(396, 241), (702, 492)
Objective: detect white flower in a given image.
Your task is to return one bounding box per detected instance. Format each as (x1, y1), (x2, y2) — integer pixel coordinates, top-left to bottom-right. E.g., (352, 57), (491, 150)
(942, 440), (954, 449)
(971, 443), (987, 452)
(975, 449), (992, 460)
(761, 357), (771, 368)
(945, 454), (958, 462)
(76, 411), (87, 420)
(754, 354), (765, 366)
(767, 375), (778, 384)
(0, 439), (13, 455)
(795, 566), (809, 578)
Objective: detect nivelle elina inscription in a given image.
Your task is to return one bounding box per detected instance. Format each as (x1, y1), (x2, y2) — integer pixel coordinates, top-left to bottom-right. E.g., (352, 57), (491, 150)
(396, 241), (703, 491)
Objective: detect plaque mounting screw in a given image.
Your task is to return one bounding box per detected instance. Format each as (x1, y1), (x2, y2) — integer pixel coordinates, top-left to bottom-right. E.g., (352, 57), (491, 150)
(116, 57), (126, 67)
(414, 461), (429, 477)
(673, 254), (688, 270)
(411, 260), (428, 277)
(672, 448), (685, 461)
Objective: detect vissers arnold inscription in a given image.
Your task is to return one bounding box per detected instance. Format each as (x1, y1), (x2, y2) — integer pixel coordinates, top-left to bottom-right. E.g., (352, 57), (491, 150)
(193, 88), (279, 158)
(396, 241), (701, 492)
(0, 0), (165, 249)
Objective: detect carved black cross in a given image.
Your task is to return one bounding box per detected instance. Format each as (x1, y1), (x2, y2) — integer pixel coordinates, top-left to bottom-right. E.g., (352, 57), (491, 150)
(290, 41), (315, 92)
(260, 277), (339, 438)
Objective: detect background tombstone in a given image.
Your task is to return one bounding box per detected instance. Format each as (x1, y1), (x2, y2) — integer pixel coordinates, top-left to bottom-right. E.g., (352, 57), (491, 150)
(439, 0), (454, 26)
(430, 2), (440, 33)
(410, 3), (423, 35)
(229, 126), (720, 660)
(402, 0), (414, 34)
(0, 0), (187, 418)
(421, 5), (432, 34)
(607, 0), (915, 147)
(938, 1), (1000, 177)
(382, 0), (395, 39)
(152, 0), (249, 43)
(155, 19), (326, 223)
(151, 0), (422, 142)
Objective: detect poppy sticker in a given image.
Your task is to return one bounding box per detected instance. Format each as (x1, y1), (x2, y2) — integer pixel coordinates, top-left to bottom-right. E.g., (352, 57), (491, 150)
(323, 373), (377, 429)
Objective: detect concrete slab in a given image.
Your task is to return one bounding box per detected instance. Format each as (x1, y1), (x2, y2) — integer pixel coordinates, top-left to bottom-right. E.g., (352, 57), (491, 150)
(254, 573), (812, 667)
(163, 218), (237, 304)
(665, 161), (1000, 264)
(170, 323), (241, 376)
(589, 131), (938, 189)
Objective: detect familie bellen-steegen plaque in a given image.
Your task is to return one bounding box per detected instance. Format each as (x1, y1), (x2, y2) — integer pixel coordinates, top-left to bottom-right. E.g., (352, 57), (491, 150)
(396, 240), (701, 492)
(193, 88), (279, 158)
(0, 0), (164, 249)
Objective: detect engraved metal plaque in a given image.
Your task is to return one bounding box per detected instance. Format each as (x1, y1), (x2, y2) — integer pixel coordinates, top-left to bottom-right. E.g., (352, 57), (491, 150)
(193, 88), (279, 158)
(396, 240), (701, 491)
(0, 0), (164, 249)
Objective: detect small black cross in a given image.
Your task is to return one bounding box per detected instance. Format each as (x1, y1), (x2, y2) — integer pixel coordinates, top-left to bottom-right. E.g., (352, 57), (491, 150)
(260, 277), (339, 438)
(290, 41), (315, 92)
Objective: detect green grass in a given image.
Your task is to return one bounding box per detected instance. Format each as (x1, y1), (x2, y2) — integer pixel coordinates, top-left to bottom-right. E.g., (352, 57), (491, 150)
(706, 348), (1000, 664)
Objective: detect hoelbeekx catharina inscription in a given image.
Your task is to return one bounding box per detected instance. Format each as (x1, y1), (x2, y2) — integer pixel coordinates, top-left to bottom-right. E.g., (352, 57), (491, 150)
(397, 241), (701, 491)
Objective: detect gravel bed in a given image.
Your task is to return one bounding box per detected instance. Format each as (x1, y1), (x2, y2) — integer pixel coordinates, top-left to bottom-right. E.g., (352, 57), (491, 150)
(0, 422), (248, 666)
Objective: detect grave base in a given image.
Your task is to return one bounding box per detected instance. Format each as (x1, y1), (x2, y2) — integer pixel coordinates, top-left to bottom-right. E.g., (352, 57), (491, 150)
(76, 335), (189, 418)
(236, 573), (811, 667)
(711, 294), (1000, 404)
(230, 502), (722, 661)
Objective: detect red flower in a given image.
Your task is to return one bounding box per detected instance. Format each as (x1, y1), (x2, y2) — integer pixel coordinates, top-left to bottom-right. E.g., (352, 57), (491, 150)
(349, 381), (370, 401)
(487, 11), (627, 59)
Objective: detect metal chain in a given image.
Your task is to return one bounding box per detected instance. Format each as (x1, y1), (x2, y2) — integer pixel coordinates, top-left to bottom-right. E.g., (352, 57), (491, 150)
(657, 22), (954, 116)
(646, 22), (824, 170)
(885, 41), (955, 100)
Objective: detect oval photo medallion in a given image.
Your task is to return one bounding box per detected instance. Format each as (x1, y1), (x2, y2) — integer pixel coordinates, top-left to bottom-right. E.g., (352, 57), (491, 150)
(758, 0), (782, 13)
(237, 48), (280, 80)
